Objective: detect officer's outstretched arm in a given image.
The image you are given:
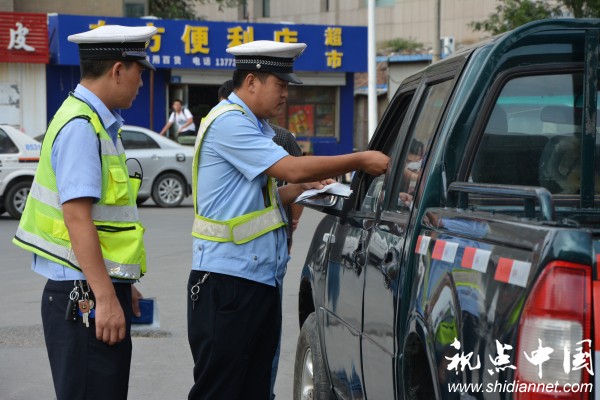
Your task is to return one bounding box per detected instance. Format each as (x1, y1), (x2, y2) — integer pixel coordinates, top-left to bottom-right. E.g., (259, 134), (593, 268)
(265, 151), (389, 184)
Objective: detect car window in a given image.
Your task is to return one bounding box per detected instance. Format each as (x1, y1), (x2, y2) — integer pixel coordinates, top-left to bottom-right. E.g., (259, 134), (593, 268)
(392, 79), (454, 212)
(0, 128), (19, 154)
(469, 72), (595, 195)
(120, 129), (160, 150)
(355, 91), (414, 214)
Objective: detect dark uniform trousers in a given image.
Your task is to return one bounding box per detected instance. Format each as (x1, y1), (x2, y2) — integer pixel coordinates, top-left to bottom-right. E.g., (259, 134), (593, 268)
(187, 270), (281, 400)
(41, 279), (133, 400)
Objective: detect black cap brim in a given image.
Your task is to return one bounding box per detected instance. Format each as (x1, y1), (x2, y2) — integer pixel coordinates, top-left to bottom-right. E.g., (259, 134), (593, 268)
(272, 72), (302, 84)
(137, 58), (156, 71)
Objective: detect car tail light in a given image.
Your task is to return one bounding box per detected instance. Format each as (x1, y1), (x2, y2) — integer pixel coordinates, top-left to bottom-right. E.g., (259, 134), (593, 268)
(515, 261), (592, 400)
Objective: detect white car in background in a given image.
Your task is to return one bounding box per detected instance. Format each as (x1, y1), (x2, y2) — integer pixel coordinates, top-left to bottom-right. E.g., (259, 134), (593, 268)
(0, 125), (40, 219)
(33, 125), (194, 209)
(120, 125), (194, 208)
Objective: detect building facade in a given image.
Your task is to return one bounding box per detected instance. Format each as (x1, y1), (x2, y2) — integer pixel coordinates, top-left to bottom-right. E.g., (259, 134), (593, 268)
(192, 0), (499, 50)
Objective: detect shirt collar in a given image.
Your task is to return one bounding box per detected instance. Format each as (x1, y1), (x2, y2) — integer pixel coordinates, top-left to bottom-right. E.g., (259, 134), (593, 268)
(73, 84), (123, 140)
(227, 92), (265, 131)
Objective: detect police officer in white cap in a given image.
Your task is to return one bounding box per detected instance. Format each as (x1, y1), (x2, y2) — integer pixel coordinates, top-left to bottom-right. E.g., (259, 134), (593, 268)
(187, 39), (390, 399)
(13, 25), (155, 400)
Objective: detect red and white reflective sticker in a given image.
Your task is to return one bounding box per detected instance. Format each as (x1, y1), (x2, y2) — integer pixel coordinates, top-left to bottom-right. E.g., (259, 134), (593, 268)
(494, 257), (531, 288)
(461, 247), (491, 273)
(415, 235), (431, 255)
(432, 239), (459, 263)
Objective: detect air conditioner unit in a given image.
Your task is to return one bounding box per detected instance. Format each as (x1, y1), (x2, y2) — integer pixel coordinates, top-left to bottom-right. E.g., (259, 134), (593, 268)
(440, 36), (455, 55)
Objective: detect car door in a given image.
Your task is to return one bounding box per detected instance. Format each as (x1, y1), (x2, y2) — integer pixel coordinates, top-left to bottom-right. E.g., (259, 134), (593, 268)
(361, 77), (456, 399)
(320, 190), (372, 399)
(319, 88), (415, 399)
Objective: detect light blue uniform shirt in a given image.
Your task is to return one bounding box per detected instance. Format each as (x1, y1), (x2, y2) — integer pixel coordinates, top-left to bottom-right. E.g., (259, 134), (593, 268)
(32, 84), (124, 281)
(193, 93), (290, 286)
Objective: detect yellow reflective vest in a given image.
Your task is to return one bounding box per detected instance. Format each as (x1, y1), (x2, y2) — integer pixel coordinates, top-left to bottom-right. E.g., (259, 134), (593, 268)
(13, 95), (146, 280)
(191, 104), (286, 244)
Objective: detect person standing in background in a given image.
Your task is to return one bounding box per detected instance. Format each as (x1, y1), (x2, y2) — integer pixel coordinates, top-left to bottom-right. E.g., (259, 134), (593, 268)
(12, 25), (154, 400)
(159, 99), (196, 142)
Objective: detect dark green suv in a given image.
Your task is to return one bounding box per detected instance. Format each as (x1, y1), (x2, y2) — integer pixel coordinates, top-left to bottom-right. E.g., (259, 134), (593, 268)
(294, 19), (600, 400)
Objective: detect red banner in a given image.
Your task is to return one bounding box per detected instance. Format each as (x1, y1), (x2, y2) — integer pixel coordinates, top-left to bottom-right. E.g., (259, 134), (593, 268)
(0, 12), (48, 63)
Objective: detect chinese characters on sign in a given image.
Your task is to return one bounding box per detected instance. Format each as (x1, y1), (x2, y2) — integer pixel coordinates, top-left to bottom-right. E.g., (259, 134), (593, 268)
(0, 12), (49, 64)
(446, 337), (594, 378)
(7, 22), (35, 52)
(324, 27), (343, 69)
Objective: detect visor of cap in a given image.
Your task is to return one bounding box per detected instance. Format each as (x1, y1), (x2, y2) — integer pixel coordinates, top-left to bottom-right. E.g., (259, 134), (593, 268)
(136, 58), (155, 71)
(272, 72), (302, 84)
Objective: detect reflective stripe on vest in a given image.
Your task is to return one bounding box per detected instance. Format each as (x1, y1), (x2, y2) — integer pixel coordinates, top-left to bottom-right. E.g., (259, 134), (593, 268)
(191, 104), (286, 244)
(28, 168), (138, 222)
(12, 95), (146, 280)
(14, 227), (140, 279)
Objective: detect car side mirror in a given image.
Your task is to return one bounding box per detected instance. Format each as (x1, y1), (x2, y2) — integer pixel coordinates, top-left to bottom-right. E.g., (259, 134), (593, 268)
(299, 194), (344, 217)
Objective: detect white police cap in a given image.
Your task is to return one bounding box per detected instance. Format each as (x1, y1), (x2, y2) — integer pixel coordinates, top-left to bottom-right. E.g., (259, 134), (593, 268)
(68, 25), (157, 71)
(227, 40), (307, 84)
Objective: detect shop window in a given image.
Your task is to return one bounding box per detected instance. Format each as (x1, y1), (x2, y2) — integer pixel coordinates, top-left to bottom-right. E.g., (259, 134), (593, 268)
(270, 86), (338, 138)
(124, 2), (146, 18)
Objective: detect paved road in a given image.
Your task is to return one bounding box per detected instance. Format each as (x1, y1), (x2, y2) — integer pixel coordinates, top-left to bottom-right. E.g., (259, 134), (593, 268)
(0, 198), (324, 399)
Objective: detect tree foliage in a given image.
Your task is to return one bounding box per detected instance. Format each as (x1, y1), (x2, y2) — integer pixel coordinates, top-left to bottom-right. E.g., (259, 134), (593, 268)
(470, 0), (600, 35)
(561, 0), (600, 17)
(469, 0), (560, 35)
(149, 0), (244, 20)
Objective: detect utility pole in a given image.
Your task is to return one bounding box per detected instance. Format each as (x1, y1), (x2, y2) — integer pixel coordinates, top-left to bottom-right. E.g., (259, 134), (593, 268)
(367, 0), (377, 140)
(432, 0), (441, 63)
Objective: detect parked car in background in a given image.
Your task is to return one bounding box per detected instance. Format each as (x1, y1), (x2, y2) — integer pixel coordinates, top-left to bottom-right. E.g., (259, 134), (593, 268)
(120, 125), (194, 207)
(0, 125), (40, 219)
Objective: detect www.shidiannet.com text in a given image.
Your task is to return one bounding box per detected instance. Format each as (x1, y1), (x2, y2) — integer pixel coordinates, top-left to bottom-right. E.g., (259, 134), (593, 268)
(448, 380), (593, 394)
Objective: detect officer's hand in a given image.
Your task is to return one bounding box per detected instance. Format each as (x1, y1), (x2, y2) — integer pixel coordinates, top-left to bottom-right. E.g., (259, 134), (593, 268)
(300, 178), (336, 191)
(360, 151), (390, 176)
(95, 294), (126, 346)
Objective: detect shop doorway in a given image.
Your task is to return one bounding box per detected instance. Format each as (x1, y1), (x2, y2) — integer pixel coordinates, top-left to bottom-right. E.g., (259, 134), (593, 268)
(188, 84), (220, 127)
(166, 84), (220, 129)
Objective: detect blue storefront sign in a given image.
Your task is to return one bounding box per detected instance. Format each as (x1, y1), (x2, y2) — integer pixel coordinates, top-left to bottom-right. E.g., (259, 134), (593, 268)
(48, 14), (367, 73)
